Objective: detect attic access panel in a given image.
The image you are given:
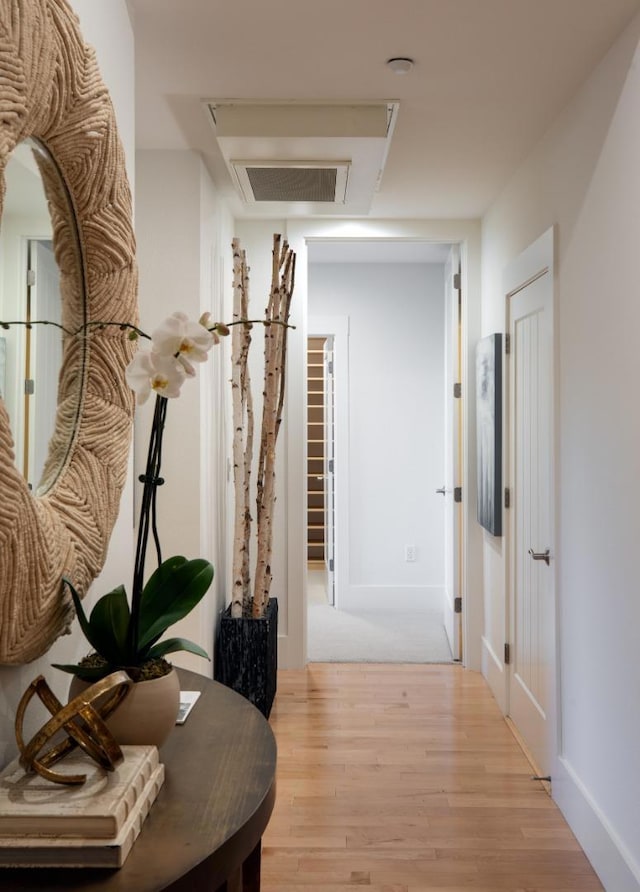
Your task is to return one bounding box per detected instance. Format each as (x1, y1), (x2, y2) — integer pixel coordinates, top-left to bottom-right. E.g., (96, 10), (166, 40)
(206, 102), (398, 214)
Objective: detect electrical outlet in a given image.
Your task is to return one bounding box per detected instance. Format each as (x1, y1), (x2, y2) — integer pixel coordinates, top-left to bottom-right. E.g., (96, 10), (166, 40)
(405, 544), (417, 562)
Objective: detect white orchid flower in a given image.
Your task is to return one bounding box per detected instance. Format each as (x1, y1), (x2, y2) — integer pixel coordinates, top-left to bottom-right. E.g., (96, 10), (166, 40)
(125, 349), (186, 404)
(200, 312), (230, 341)
(151, 311), (214, 376)
(199, 311), (220, 345)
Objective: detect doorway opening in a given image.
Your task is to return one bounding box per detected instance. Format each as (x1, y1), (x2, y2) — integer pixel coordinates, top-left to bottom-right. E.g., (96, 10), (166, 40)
(306, 334), (335, 607)
(305, 239), (462, 664)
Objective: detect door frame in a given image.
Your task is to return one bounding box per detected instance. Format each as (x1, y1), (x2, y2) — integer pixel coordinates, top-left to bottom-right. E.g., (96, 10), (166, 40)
(307, 316), (350, 608)
(28, 238), (62, 490)
(443, 245), (463, 660)
(282, 220), (482, 671)
(503, 225), (559, 775)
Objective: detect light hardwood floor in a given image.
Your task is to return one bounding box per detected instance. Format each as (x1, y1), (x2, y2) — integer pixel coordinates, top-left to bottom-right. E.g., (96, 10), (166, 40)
(262, 663), (603, 891)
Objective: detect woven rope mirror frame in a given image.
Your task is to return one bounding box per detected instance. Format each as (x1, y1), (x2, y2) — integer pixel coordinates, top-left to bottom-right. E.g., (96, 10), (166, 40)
(0, 0), (138, 663)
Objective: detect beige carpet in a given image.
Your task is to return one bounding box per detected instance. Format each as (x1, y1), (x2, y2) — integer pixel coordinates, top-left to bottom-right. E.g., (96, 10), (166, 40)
(307, 570), (453, 663)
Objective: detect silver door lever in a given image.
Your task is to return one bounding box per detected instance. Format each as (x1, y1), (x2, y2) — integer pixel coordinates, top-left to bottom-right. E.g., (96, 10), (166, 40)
(528, 548), (550, 565)
(435, 486), (446, 495)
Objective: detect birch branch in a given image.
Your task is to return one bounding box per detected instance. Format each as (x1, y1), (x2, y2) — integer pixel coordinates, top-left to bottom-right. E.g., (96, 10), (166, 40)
(253, 234), (295, 616)
(231, 238), (249, 618)
(240, 250), (254, 613)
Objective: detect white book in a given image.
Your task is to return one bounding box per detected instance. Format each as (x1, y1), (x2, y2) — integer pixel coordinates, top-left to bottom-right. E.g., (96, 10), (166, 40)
(176, 690), (201, 724)
(0, 745), (159, 838)
(0, 763), (164, 868)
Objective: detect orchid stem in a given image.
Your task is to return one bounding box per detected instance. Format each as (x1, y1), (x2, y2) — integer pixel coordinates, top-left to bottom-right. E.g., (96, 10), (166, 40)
(0, 319), (151, 340)
(129, 394), (167, 658)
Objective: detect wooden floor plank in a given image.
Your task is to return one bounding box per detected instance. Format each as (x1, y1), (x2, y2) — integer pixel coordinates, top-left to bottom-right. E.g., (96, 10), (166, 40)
(262, 664), (604, 890)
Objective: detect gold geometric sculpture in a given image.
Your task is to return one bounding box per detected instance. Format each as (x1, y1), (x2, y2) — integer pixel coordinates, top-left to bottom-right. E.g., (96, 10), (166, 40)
(14, 672), (132, 785)
(0, 0), (138, 663)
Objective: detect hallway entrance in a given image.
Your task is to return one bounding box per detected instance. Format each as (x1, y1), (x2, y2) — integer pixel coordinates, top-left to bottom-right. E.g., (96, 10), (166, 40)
(305, 240), (460, 664)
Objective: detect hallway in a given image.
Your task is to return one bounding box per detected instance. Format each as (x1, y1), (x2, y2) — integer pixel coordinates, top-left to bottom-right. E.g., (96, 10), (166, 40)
(263, 664), (603, 890)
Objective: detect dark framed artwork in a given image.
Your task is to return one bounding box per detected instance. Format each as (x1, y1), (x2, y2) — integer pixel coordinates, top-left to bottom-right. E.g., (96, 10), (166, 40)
(476, 333), (502, 536)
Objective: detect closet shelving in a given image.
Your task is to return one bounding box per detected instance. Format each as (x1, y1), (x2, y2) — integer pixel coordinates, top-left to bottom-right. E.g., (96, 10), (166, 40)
(307, 337), (326, 564)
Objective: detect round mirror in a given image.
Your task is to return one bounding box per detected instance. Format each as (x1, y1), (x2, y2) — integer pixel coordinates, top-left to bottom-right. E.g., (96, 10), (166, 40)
(0, 0), (138, 665)
(1, 138), (86, 495)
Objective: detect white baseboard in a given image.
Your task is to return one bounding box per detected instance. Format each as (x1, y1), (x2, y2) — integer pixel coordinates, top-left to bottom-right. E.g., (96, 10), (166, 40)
(338, 585), (445, 611)
(481, 635), (506, 712)
(554, 756), (640, 892)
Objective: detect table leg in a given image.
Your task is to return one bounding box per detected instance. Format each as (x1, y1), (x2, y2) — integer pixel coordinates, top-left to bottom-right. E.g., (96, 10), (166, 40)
(216, 868), (241, 892)
(242, 840), (261, 892)
(214, 841), (261, 892)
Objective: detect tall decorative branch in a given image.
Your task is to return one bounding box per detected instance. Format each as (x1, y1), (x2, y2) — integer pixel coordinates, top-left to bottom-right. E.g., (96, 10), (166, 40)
(253, 234), (296, 617)
(231, 240), (254, 617)
(240, 254), (254, 605)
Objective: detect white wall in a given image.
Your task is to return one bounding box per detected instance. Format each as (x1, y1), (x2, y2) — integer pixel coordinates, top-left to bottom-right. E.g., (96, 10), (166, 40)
(135, 149), (234, 676)
(481, 11), (640, 890)
(0, 0), (136, 767)
(309, 262), (445, 610)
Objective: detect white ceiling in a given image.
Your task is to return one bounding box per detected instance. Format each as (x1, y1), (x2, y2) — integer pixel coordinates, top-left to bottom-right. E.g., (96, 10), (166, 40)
(131, 0), (640, 220)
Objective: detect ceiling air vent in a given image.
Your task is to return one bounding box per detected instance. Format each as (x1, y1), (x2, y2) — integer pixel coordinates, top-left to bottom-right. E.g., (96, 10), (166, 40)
(232, 161), (349, 204)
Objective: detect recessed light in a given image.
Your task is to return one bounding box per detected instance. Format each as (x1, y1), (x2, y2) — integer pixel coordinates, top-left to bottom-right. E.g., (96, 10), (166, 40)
(386, 57), (414, 75)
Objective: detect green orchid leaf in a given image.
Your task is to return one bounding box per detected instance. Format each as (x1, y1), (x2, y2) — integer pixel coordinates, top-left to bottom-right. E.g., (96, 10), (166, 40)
(62, 577), (95, 647)
(86, 586), (131, 664)
(146, 637), (210, 660)
(51, 662), (116, 682)
(137, 558), (213, 650)
(140, 555), (188, 603)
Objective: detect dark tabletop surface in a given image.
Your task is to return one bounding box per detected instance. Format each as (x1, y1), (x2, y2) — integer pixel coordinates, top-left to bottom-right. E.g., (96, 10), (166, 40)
(0, 668), (277, 891)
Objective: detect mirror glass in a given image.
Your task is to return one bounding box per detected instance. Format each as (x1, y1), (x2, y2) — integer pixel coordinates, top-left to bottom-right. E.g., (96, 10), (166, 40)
(0, 138), (86, 495)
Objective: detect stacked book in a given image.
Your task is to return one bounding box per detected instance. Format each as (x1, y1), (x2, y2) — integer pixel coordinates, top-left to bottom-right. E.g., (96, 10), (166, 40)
(0, 745), (164, 868)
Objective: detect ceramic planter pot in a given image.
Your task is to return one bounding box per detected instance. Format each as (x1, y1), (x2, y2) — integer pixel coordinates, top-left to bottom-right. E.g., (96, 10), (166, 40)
(69, 667), (180, 747)
(214, 597), (278, 718)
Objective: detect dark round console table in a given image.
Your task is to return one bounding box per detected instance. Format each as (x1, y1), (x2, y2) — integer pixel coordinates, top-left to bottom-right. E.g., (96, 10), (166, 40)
(0, 668), (277, 891)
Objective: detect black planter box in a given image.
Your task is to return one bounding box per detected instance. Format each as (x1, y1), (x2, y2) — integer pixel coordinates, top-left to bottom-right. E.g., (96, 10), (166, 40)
(214, 598), (278, 718)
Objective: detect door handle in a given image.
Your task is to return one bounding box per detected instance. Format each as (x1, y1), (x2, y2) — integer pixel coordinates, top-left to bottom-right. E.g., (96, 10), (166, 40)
(528, 548), (550, 565)
(435, 486), (446, 496)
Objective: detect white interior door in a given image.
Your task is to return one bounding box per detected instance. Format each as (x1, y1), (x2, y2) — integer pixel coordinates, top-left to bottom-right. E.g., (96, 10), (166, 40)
(506, 229), (556, 778)
(28, 239), (62, 489)
(443, 247), (462, 659)
(323, 338), (336, 605)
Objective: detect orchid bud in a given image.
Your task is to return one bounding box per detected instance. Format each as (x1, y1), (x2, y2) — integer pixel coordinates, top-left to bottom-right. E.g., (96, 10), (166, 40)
(215, 323), (230, 337)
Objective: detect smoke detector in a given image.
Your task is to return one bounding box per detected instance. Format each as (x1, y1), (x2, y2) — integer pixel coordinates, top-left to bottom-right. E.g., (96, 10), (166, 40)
(386, 57), (414, 75)
(204, 101), (399, 215)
